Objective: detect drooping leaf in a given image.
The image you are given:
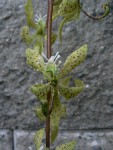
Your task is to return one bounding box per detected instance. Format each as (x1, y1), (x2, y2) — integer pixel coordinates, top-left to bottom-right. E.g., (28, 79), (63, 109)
(57, 45), (87, 79)
(58, 0), (81, 42)
(58, 79), (85, 99)
(21, 26), (35, 45)
(35, 107), (46, 121)
(34, 128), (45, 150)
(24, 0), (36, 29)
(60, 76), (71, 86)
(101, 3), (110, 18)
(56, 141), (76, 150)
(31, 83), (51, 100)
(50, 87), (66, 143)
(58, 0), (80, 18)
(25, 48), (45, 72)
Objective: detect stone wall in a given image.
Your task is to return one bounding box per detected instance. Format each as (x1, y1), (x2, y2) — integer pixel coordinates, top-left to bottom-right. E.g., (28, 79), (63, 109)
(0, 0), (113, 149)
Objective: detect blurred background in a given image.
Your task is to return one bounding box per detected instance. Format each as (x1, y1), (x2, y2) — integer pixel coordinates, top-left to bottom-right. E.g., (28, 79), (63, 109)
(0, 0), (113, 149)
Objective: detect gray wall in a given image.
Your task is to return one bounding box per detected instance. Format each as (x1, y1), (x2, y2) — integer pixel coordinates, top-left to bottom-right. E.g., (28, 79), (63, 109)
(0, 0), (113, 149)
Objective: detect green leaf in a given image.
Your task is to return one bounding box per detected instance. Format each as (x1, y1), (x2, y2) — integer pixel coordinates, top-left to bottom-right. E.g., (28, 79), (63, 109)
(21, 26), (34, 45)
(54, 0), (63, 6)
(24, 0), (36, 29)
(56, 141), (76, 150)
(102, 3), (110, 18)
(58, 79), (85, 99)
(25, 48), (45, 72)
(31, 83), (51, 100)
(35, 107), (46, 121)
(58, 0), (80, 18)
(34, 128), (45, 150)
(57, 44), (87, 79)
(60, 76), (71, 86)
(41, 101), (49, 117)
(58, 0), (81, 41)
(50, 87), (66, 143)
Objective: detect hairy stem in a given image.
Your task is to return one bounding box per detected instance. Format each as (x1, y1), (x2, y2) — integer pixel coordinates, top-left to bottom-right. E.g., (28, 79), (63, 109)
(46, 0), (53, 148)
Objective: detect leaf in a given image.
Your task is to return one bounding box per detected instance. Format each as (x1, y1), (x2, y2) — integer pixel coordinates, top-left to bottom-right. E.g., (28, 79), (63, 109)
(31, 83), (51, 100)
(58, 0), (81, 42)
(34, 128), (45, 150)
(25, 48), (45, 72)
(58, 79), (85, 99)
(35, 107), (46, 121)
(59, 76), (71, 86)
(57, 44), (87, 79)
(58, 0), (80, 18)
(21, 26), (34, 45)
(24, 0), (36, 29)
(50, 87), (66, 143)
(102, 3), (110, 18)
(41, 101), (49, 117)
(54, 0), (63, 6)
(56, 141), (76, 150)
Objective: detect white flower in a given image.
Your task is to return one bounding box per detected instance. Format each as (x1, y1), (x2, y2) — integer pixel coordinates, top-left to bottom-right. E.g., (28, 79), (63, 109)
(35, 14), (47, 24)
(42, 52), (61, 66)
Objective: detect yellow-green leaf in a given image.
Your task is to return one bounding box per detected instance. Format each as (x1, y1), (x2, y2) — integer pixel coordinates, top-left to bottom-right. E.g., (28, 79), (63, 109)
(21, 26), (34, 45)
(34, 128), (45, 150)
(57, 44), (87, 79)
(50, 87), (66, 143)
(24, 0), (36, 29)
(58, 79), (85, 99)
(31, 83), (51, 100)
(25, 48), (45, 72)
(56, 141), (76, 150)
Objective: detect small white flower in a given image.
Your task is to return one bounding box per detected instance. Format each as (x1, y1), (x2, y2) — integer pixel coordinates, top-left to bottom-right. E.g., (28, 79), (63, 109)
(39, 145), (44, 150)
(42, 52), (61, 65)
(35, 14), (47, 24)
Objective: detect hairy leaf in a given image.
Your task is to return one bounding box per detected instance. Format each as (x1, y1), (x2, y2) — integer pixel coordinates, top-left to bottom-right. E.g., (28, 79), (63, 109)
(31, 83), (51, 100)
(21, 26), (34, 45)
(58, 0), (81, 42)
(25, 0), (36, 29)
(57, 44), (87, 79)
(50, 87), (66, 143)
(34, 128), (45, 150)
(60, 76), (71, 86)
(58, 79), (85, 99)
(25, 48), (45, 72)
(56, 141), (76, 150)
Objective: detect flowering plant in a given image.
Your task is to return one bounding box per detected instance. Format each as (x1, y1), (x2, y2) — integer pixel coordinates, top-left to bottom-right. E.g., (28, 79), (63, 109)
(21, 0), (110, 149)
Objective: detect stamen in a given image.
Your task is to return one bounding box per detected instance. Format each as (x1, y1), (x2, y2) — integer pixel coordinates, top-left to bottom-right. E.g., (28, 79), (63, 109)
(42, 53), (48, 61)
(54, 52), (59, 61)
(55, 55), (60, 63)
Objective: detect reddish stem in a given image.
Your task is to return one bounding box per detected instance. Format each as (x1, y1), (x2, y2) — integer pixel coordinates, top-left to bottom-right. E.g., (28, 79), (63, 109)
(46, 0), (53, 148)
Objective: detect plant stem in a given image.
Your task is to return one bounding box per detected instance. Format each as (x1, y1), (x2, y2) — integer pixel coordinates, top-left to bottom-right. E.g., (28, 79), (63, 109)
(46, 0), (53, 148)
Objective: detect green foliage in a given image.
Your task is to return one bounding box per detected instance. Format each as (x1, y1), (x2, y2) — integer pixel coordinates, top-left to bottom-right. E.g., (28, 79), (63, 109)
(50, 87), (66, 143)
(21, 0), (110, 148)
(25, 48), (45, 71)
(58, 0), (81, 42)
(58, 79), (85, 99)
(57, 44), (87, 79)
(21, 26), (35, 45)
(25, 0), (36, 29)
(34, 128), (45, 150)
(56, 141), (76, 150)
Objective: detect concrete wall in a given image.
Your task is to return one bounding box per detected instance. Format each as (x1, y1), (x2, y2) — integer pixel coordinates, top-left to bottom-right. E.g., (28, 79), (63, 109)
(0, 0), (113, 149)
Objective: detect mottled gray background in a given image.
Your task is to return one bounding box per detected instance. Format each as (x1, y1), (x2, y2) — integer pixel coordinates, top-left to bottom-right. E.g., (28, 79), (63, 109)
(0, 0), (113, 149)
